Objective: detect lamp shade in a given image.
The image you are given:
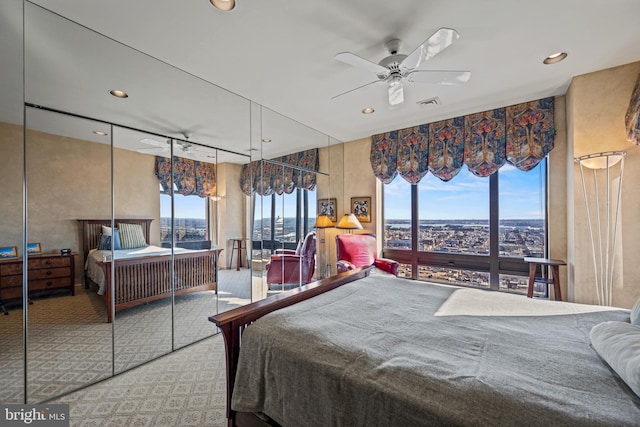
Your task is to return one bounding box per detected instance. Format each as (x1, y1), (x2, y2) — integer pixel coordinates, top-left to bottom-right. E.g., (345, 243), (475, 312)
(314, 215), (335, 229)
(575, 151), (626, 170)
(336, 213), (363, 230)
(210, 0), (235, 11)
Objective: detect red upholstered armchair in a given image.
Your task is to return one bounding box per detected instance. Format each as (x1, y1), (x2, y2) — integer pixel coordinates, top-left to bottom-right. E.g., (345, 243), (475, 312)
(266, 232), (316, 289)
(336, 234), (399, 276)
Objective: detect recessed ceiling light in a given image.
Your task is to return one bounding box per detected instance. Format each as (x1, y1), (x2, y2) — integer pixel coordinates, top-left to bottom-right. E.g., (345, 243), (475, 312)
(109, 89), (128, 98)
(93, 131), (108, 136)
(262, 138), (271, 143)
(543, 52), (567, 65)
(209, 0), (235, 11)
(362, 107), (375, 114)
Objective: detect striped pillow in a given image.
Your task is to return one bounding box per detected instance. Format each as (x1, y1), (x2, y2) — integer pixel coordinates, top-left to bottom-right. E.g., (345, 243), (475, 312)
(118, 223), (147, 249)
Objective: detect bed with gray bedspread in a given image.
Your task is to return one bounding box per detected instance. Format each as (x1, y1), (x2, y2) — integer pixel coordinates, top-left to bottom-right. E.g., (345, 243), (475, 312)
(232, 273), (640, 426)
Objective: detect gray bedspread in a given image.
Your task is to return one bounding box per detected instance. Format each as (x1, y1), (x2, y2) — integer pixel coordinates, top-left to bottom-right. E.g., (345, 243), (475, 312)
(232, 274), (640, 426)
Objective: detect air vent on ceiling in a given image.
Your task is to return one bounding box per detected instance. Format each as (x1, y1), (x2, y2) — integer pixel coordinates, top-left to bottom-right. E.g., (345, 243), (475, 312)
(417, 97), (441, 107)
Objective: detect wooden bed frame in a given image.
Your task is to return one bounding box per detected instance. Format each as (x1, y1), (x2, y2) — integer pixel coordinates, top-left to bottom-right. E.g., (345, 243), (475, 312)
(78, 219), (222, 323)
(208, 267), (372, 427)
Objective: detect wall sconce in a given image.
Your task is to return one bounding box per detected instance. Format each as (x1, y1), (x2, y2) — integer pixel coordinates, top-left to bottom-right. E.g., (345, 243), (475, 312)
(315, 215), (334, 279)
(336, 213), (363, 234)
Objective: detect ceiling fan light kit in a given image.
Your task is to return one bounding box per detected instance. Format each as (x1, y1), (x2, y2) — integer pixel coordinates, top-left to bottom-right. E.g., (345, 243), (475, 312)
(333, 27), (470, 107)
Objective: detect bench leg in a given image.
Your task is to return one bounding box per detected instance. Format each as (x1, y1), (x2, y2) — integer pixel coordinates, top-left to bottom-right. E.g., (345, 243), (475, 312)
(527, 262), (537, 298)
(552, 265), (562, 301)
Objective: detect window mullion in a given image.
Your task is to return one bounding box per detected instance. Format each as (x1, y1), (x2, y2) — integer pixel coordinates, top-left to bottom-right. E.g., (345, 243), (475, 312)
(411, 183), (419, 280)
(489, 172), (500, 290)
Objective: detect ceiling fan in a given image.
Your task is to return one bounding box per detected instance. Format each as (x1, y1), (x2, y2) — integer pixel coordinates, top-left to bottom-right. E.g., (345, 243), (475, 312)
(332, 28), (471, 106)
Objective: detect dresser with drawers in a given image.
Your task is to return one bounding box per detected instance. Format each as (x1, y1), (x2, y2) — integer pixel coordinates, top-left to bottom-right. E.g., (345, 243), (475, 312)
(0, 254), (75, 309)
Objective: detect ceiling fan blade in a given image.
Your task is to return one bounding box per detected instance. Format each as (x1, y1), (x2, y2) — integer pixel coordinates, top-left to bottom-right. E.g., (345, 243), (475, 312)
(400, 28), (460, 71)
(388, 80), (404, 106)
(139, 138), (169, 147)
(136, 147), (168, 154)
(407, 70), (471, 85)
(331, 79), (385, 100)
(335, 52), (389, 76)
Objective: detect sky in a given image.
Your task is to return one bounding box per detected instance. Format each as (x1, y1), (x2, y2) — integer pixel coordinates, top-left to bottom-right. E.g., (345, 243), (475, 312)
(160, 161), (545, 221)
(383, 161), (545, 220)
(160, 193), (207, 219)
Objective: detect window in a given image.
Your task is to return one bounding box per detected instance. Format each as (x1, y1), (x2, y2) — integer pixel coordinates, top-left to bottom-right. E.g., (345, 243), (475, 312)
(252, 188), (316, 252)
(160, 191), (209, 246)
(383, 159), (547, 292)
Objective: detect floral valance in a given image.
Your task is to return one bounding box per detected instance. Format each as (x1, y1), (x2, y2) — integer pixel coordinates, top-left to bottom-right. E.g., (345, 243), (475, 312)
(371, 97), (555, 183)
(625, 73), (640, 145)
(155, 156), (216, 198)
(240, 148), (319, 196)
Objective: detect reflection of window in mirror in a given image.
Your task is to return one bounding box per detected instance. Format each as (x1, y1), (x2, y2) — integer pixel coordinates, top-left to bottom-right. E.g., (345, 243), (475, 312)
(160, 191), (210, 249)
(253, 187), (316, 253)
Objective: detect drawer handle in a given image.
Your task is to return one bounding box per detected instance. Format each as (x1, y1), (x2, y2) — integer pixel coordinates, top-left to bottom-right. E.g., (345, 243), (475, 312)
(47, 281), (53, 286)
(46, 271), (52, 276)
(45, 260), (52, 265)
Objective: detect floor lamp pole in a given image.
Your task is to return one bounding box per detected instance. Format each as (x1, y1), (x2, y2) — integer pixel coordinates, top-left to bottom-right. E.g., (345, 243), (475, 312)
(575, 151), (626, 306)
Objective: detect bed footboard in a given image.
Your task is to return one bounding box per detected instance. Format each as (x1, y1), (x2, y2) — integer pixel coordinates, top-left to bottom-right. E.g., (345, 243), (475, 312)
(208, 267), (371, 427)
(100, 249), (222, 322)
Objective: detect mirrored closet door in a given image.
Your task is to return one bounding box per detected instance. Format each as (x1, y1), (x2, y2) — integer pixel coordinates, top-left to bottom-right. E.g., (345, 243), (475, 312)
(25, 107), (113, 403)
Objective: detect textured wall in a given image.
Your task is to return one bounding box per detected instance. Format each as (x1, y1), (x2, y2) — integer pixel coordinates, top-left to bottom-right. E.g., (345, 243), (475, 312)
(568, 61), (640, 308)
(0, 125), (160, 282)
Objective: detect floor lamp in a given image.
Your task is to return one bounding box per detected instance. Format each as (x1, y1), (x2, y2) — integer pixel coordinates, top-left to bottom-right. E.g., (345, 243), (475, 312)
(575, 151), (626, 306)
(315, 215), (334, 279)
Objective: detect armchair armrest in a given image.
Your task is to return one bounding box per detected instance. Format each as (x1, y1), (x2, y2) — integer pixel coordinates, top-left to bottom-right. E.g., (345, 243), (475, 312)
(336, 260), (356, 274)
(374, 258), (399, 276)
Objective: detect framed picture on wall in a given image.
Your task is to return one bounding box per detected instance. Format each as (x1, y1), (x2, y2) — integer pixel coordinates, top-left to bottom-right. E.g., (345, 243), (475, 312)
(351, 196), (371, 223)
(317, 198), (337, 222)
(0, 246), (19, 259)
(27, 243), (42, 254)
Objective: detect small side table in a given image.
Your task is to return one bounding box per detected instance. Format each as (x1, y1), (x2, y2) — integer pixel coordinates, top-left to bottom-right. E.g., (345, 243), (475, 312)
(228, 238), (247, 271)
(524, 257), (566, 301)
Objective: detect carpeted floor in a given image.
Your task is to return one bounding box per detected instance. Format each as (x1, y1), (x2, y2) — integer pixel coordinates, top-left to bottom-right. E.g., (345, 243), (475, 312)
(0, 267), (252, 405)
(50, 334), (228, 427)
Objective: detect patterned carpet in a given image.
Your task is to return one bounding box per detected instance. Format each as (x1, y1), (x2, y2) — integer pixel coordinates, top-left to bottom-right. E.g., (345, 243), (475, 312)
(0, 267), (252, 406)
(50, 334), (227, 427)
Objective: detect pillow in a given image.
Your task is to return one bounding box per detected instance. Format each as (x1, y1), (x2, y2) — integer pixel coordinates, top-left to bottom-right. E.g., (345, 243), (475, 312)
(590, 321), (640, 398)
(118, 223), (147, 249)
(631, 296), (640, 326)
(101, 225), (113, 236)
(100, 225), (122, 250)
(97, 234), (112, 250)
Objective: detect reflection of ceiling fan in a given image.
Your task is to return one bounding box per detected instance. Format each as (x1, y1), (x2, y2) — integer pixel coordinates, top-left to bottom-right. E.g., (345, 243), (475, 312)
(137, 136), (198, 157)
(332, 28), (470, 106)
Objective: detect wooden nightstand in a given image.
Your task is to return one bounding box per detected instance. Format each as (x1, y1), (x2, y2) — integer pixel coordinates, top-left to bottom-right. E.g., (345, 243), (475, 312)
(0, 253), (75, 312)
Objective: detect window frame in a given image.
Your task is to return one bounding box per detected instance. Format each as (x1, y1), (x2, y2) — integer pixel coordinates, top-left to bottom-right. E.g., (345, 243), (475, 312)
(382, 160), (548, 291)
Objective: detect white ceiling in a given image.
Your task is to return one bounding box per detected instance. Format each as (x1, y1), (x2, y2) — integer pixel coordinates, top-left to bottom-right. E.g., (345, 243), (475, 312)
(4, 0), (640, 162)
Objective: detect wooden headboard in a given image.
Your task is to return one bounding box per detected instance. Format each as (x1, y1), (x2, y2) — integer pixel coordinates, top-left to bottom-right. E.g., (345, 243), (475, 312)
(76, 219), (153, 261)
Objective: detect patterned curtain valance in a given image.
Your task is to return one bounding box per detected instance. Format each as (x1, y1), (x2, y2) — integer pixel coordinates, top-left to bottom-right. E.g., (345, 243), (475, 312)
(625, 73), (640, 145)
(370, 97), (555, 184)
(155, 156), (217, 198)
(240, 148), (320, 196)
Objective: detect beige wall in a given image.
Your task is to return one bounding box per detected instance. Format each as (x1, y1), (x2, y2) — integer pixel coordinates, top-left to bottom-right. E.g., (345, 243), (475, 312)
(568, 61), (640, 308)
(1, 125), (161, 282)
(0, 122), (24, 249)
(214, 162), (245, 269)
(548, 96), (568, 300)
